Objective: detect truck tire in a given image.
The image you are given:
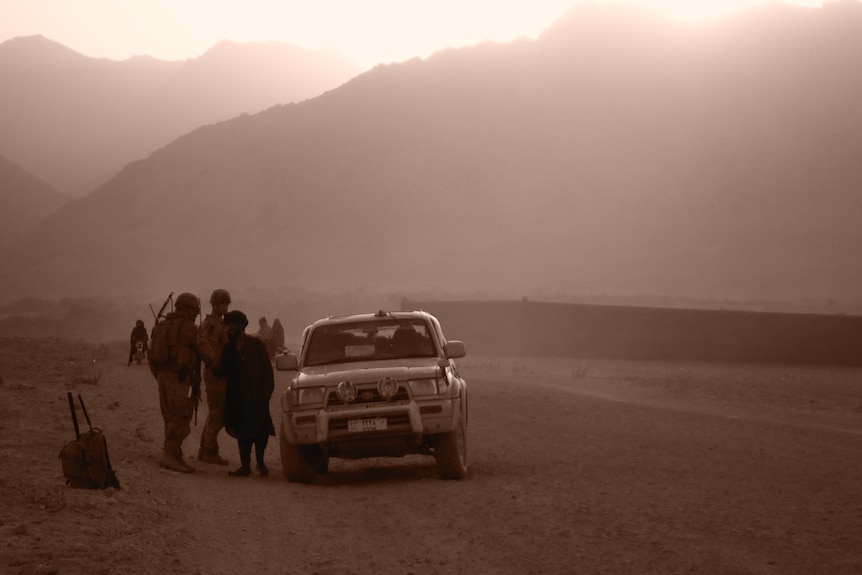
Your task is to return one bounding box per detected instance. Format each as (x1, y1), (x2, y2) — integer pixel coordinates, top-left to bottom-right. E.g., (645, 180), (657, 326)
(315, 453), (330, 475)
(279, 426), (316, 483)
(434, 418), (467, 480)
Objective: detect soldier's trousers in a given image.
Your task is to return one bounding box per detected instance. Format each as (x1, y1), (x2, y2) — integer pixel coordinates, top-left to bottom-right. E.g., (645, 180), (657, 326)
(199, 376), (227, 455)
(157, 371), (194, 456)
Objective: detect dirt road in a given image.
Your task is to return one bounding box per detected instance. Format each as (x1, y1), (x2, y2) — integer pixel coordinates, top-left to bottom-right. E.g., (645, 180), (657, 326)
(1, 338), (861, 574)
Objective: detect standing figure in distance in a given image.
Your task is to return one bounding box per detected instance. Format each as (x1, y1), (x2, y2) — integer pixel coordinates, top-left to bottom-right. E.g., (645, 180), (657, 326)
(148, 292), (214, 474)
(218, 310), (275, 477)
(271, 318), (285, 356)
(256, 316), (275, 359)
(128, 319), (148, 366)
(197, 288), (232, 466)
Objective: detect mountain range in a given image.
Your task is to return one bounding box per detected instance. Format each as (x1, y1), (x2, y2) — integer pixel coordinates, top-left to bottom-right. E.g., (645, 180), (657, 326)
(0, 35), (362, 197)
(2, 1), (861, 311)
(0, 154), (68, 248)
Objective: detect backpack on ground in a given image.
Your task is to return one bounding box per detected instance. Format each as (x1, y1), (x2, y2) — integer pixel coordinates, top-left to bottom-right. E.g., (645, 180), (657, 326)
(59, 392), (120, 489)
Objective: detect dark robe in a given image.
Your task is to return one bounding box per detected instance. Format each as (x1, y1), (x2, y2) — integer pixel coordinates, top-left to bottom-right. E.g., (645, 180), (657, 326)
(130, 324), (148, 342)
(272, 319), (285, 349)
(219, 335), (275, 440)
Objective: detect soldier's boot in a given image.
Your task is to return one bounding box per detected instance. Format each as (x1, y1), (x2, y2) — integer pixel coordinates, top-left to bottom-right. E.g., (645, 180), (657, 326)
(159, 451), (195, 473)
(178, 449), (196, 473)
(197, 447), (229, 466)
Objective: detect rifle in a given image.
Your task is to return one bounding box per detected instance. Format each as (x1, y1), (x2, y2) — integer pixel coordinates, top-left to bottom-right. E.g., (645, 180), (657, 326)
(192, 304), (202, 425)
(192, 366), (201, 426)
(150, 291), (174, 324)
(67, 391), (81, 441)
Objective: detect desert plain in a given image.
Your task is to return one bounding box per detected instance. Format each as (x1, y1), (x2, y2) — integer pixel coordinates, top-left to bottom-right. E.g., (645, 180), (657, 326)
(1, 336), (861, 575)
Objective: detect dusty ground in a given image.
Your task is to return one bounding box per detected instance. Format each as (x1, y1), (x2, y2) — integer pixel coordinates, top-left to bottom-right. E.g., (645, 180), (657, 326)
(1, 337), (861, 575)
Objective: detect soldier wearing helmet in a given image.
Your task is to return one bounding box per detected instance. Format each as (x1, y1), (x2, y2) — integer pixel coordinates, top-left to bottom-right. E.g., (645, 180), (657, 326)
(210, 289), (231, 307)
(197, 288), (232, 465)
(174, 291), (201, 313)
(148, 291), (215, 474)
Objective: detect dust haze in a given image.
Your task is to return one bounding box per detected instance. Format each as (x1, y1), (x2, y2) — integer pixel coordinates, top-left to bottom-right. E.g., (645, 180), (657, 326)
(2, 1), (862, 331)
(2, 4), (862, 574)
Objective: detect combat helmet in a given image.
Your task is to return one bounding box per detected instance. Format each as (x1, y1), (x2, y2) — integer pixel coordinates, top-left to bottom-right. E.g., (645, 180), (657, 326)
(210, 288), (231, 305)
(175, 292), (201, 314)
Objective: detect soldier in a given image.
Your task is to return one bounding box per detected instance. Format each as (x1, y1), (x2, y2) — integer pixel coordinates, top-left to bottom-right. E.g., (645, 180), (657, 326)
(148, 292), (215, 473)
(197, 288), (232, 465)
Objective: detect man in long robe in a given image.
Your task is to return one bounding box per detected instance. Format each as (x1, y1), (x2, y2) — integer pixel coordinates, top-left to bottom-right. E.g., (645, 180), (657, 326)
(218, 310), (275, 477)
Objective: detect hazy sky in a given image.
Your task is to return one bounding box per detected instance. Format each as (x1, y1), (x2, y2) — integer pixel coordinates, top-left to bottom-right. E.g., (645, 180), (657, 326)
(1, 0), (825, 69)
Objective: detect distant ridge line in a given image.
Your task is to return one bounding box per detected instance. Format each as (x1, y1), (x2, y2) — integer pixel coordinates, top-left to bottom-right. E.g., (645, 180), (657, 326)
(403, 299), (862, 366)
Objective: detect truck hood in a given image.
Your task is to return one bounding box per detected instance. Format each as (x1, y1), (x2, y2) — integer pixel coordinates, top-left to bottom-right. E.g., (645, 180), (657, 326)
(296, 360), (441, 388)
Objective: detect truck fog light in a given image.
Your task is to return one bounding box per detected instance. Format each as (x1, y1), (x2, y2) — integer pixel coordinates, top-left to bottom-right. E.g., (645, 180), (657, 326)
(336, 380), (357, 403)
(377, 376), (399, 399)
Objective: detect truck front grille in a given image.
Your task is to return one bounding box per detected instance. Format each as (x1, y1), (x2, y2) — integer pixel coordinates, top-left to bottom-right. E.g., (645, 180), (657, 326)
(325, 385), (409, 407)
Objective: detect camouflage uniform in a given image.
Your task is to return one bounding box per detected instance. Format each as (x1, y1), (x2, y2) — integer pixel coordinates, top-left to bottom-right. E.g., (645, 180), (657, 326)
(198, 312), (229, 463)
(149, 293), (215, 473)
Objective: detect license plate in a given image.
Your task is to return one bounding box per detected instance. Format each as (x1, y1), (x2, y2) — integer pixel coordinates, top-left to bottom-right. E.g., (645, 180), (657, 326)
(348, 417), (388, 433)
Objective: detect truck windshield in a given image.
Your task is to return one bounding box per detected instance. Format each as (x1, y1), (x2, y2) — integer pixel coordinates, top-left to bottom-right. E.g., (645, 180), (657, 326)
(304, 319), (437, 367)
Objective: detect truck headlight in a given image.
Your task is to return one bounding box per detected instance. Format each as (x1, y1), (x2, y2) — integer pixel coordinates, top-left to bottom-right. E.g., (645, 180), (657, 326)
(408, 378), (438, 396)
(297, 387), (325, 405)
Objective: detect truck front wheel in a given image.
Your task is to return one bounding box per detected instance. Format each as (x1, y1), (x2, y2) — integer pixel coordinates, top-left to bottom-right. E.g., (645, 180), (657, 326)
(279, 426), (316, 483)
(434, 418), (467, 480)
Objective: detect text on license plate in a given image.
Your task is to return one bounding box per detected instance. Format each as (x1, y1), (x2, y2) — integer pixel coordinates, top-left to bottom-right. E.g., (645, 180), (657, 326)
(348, 418), (388, 433)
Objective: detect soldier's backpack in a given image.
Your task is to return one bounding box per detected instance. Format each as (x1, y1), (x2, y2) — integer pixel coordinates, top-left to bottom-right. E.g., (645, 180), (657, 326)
(58, 393), (120, 490)
(148, 317), (178, 366)
(149, 316), (196, 370)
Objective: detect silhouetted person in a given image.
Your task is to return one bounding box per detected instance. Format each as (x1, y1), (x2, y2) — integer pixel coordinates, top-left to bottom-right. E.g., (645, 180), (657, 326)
(197, 288), (232, 466)
(218, 310), (275, 477)
(256, 316), (275, 359)
(128, 319), (148, 365)
(148, 293), (215, 474)
(272, 318), (285, 355)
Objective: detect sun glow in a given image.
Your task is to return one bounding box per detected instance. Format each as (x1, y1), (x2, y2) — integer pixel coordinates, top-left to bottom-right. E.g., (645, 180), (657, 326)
(622, 0), (823, 22)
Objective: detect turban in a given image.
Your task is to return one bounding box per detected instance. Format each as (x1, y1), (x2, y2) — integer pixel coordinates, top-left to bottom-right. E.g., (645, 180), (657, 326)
(223, 310), (249, 328)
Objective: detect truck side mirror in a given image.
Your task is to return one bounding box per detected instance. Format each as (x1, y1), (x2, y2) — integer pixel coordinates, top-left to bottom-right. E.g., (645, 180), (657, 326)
(276, 352), (298, 371)
(444, 340), (466, 359)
